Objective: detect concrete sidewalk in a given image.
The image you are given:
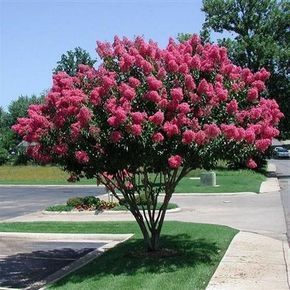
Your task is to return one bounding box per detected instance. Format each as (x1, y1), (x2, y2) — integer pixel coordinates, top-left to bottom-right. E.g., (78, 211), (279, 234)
(207, 232), (290, 290)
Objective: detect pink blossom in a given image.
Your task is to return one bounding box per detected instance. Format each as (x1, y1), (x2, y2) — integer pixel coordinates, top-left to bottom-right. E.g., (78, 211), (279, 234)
(145, 91), (161, 103)
(128, 77), (141, 88)
(254, 68), (270, 81)
(221, 124), (239, 140)
(171, 88), (183, 102)
(131, 112), (145, 124)
(189, 93), (200, 103)
(195, 130), (207, 145)
(204, 124), (221, 138)
(110, 131), (122, 143)
(149, 111), (164, 125)
(122, 87), (136, 101)
(247, 87), (259, 102)
(128, 124), (142, 136)
(252, 80), (266, 92)
(226, 99), (238, 114)
(152, 132), (164, 143)
(114, 107), (127, 123)
(102, 75), (116, 90)
(167, 60), (178, 72)
(247, 158), (257, 169)
(90, 87), (103, 105)
(146, 76), (163, 90)
(75, 151), (89, 164)
(178, 63), (189, 74)
(158, 98), (169, 109)
(255, 139), (271, 152)
(182, 130), (195, 144)
(185, 75), (196, 90)
(190, 55), (201, 69)
(78, 107), (92, 126)
(141, 60), (153, 74)
(245, 129), (256, 144)
(250, 108), (262, 120)
(107, 116), (118, 127)
(89, 126), (100, 137)
(178, 103), (191, 114)
(197, 79), (209, 95)
(71, 122), (81, 139)
(157, 67), (166, 79)
(168, 155), (183, 168)
(216, 87), (228, 101)
(163, 121), (179, 137)
(53, 144), (68, 155)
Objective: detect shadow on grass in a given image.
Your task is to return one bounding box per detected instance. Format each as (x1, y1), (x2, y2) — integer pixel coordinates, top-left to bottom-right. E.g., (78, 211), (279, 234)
(53, 234), (220, 286)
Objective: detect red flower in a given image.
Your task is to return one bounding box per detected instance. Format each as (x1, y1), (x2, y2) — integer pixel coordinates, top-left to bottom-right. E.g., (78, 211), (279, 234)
(168, 155), (183, 169)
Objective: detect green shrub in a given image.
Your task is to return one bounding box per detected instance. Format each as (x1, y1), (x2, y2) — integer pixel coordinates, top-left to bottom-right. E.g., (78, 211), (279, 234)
(83, 196), (100, 207)
(0, 148), (8, 165)
(135, 193), (152, 205)
(46, 204), (74, 212)
(119, 193), (153, 207)
(67, 197), (84, 207)
(13, 151), (31, 165)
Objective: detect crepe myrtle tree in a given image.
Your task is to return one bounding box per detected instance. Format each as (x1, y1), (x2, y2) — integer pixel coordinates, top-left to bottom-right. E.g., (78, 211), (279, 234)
(13, 35), (283, 251)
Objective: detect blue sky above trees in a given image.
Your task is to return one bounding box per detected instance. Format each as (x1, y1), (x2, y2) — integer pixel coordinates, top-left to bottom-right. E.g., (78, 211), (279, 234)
(0, 0), (219, 109)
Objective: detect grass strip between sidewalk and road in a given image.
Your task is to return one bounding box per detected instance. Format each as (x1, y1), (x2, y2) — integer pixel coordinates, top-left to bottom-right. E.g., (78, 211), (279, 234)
(0, 165), (265, 193)
(0, 221), (238, 290)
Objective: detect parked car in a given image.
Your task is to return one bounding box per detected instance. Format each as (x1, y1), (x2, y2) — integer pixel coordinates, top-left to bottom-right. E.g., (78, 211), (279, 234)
(273, 147), (290, 158)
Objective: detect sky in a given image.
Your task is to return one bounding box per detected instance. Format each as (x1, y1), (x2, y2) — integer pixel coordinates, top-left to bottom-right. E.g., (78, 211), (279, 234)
(0, 0), (210, 110)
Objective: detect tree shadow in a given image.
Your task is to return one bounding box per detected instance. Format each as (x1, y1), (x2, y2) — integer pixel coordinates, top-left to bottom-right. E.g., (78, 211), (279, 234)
(54, 234), (220, 286)
(0, 247), (96, 289)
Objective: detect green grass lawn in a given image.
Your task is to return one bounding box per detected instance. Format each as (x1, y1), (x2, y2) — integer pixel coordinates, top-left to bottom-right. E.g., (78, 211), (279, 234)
(0, 165), (95, 185)
(176, 169), (265, 193)
(0, 221), (238, 290)
(0, 165), (265, 193)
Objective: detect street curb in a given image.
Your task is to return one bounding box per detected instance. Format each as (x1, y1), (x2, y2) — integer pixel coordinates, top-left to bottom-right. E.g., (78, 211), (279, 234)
(0, 232), (133, 241)
(0, 184), (105, 188)
(170, 192), (256, 196)
(258, 162), (280, 193)
(41, 207), (181, 215)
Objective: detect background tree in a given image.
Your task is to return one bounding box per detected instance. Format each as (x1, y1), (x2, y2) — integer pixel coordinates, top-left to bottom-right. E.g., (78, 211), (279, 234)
(202, 0), (290, 138)
(54, 47), (96, 76)
(0, 95), (45, 166)
(7, 95), (45, 127)
(13, 35), (282, 251)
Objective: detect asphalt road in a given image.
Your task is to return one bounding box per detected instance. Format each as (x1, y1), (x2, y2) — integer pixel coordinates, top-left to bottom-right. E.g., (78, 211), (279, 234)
(269, 158), (290, 241)
(0, 186), (106, 221)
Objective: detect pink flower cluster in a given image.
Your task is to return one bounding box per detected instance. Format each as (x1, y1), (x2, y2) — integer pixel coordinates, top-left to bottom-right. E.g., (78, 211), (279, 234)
(12, 35), (283, 171)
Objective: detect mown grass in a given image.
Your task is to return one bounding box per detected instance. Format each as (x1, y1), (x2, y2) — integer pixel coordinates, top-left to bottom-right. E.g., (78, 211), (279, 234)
(0, 165), (265, 193)
(0, 221), (238, 290)
(0, 165), (95, 185)
(176, 169), (265, 193)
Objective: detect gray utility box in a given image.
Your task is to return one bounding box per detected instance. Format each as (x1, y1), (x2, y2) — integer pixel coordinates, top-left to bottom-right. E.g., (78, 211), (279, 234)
(200, 171), (216, 187)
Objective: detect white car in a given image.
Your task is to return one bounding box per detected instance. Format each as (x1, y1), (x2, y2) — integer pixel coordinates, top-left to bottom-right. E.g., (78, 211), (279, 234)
(273, 147), (290, 158)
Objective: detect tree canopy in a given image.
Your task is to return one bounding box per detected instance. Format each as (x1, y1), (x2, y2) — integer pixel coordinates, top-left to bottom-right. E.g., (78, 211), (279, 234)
(13, 35), (282, 251)
(201, 0), (290, 138)
(53, 47), (96, 76)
